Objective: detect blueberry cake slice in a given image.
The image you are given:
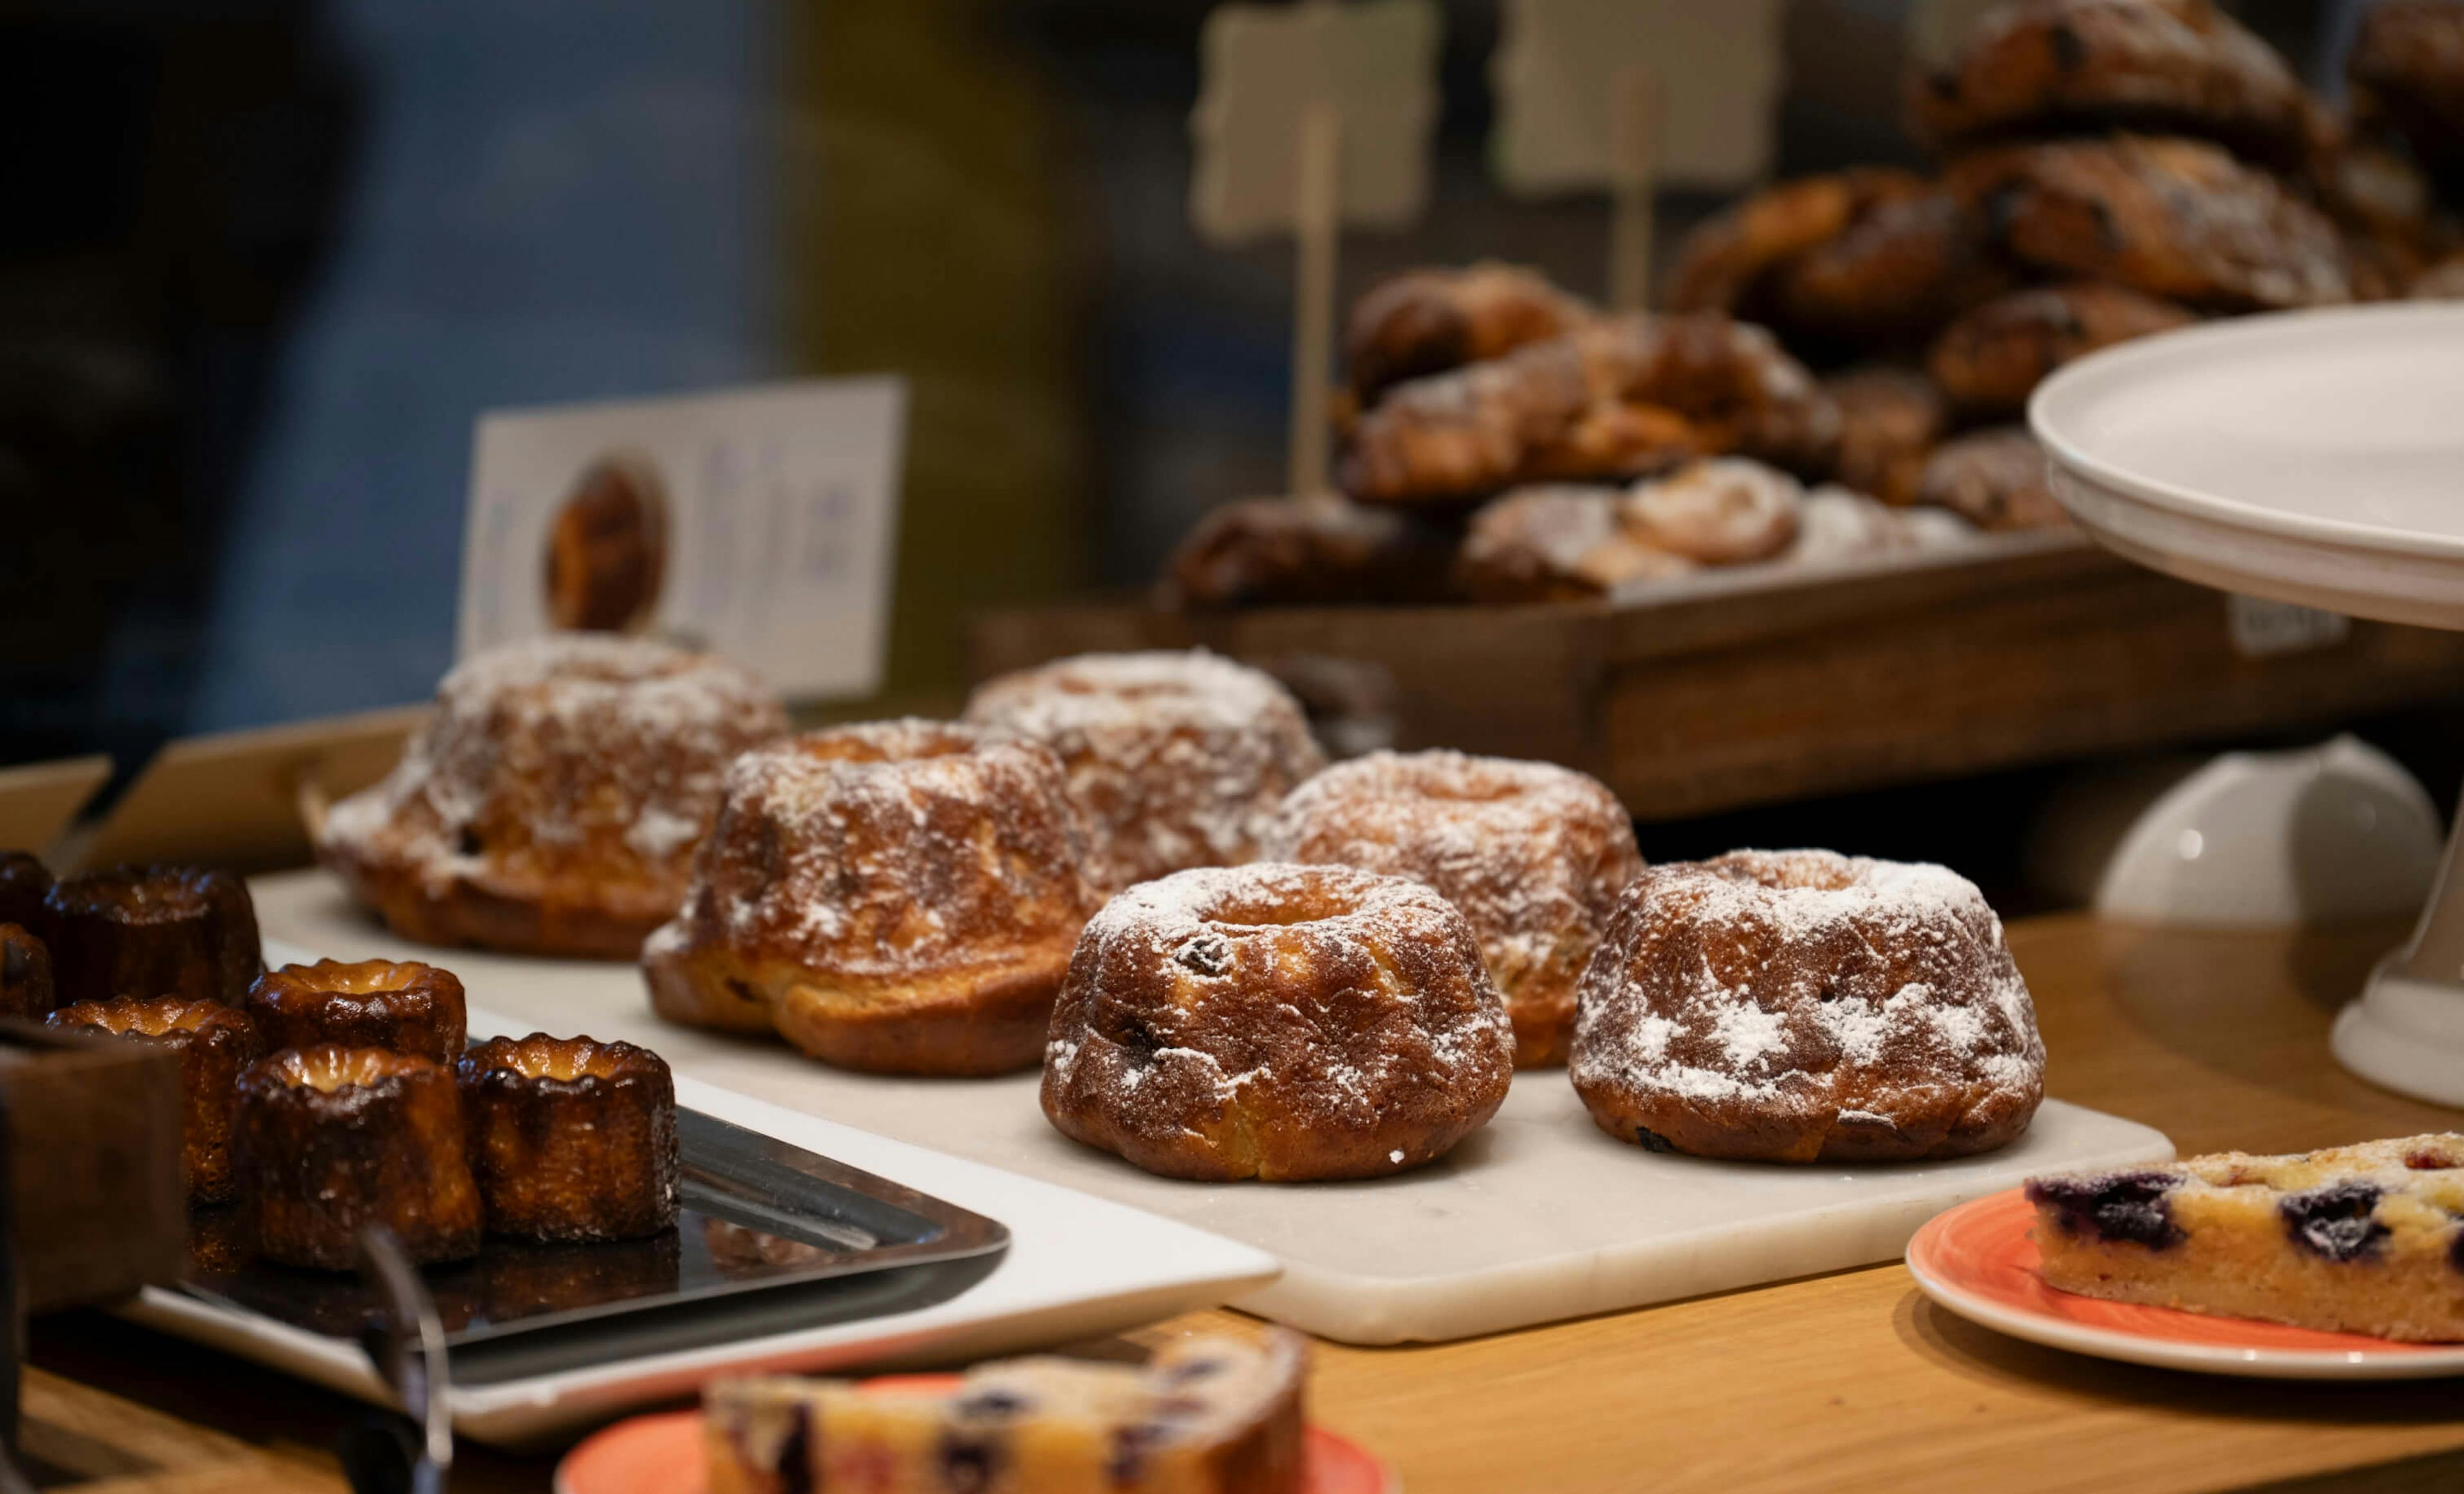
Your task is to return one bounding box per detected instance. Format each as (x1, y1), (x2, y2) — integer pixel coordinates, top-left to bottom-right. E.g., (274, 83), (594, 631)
(706, 1331), (1306, 1493)
(2024, 1135), (2464, 1341)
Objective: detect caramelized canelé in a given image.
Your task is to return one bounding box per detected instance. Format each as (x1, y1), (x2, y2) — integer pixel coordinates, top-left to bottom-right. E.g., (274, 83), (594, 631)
(0, 922), (54, 1019)
(47, 996), (261, 1201)
(235, 1045), (481, 1269)
(246, 958), (467, 1064)
(456, 1033), (678, 1242)
(42, 863), (261, 1007)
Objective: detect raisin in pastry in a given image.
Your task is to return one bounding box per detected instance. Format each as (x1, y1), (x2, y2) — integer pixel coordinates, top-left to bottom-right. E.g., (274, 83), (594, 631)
(1910, 0), (2315, 167)
(1346, 262), (1593, 403)
(705, 1332), (1307, 1494)
(1926, 281), (2196, 416)
(2026, 1135), (2464, 1342)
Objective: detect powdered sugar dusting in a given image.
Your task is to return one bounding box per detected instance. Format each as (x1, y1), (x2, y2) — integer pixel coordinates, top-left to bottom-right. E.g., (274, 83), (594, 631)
(965, 650), (1326, 896)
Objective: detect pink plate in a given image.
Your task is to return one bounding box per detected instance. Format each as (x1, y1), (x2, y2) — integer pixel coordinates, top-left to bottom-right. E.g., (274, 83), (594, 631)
(556, 1377), (1398, 1494)
(1905, 1188), (2464, 1380)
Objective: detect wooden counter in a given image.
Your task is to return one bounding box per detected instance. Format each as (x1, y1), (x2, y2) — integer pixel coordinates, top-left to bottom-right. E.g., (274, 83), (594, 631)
(27, 913), (2464, 1493)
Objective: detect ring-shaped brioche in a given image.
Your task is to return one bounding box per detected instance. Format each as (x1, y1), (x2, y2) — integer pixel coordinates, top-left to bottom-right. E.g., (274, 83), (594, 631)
(456, 1033), (678, 1242)
(317, 636), (789, 959)
(246, 958), (468, 1064)
(1264, 751), (1644, 1068)
(0, 924), (54, 1019)
(1041, 863), (1516, 1182)
(1569, 850), (2045, 1164)
(42, 864), (261, 1008)
(644, 721), (1097, 1074)
(964, 651), (1328, 897)
(48, 996), (262, 1201)
(235, 1045), (482, 1269)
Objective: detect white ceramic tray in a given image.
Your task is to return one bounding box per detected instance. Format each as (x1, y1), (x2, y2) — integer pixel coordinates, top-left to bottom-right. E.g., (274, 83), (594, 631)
(126, 933), (1279, 1448)
(253, 871), (2174, 1346)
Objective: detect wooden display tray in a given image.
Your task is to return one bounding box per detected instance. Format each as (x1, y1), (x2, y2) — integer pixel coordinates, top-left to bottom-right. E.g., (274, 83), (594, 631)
(966, 532), (2464, 820)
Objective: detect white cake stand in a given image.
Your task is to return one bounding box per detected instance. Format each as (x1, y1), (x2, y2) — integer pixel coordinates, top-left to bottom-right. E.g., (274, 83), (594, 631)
(2032, 303), (2464, 1107)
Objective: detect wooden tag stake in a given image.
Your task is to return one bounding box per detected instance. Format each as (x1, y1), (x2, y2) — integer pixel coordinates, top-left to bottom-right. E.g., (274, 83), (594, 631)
(1607, 64), (1658, 314)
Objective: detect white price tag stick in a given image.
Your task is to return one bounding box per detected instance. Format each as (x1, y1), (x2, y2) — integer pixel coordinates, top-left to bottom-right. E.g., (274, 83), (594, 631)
(1608, 64), (1657, 314)
(1290, 103), (1342, 498)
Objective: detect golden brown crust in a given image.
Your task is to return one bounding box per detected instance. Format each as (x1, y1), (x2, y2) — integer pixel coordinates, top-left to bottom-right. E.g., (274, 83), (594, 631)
(1958, 135), (2352, 310)
(1767, 189), (2013, 345)
(1820, 366), (1948, 506)
(1926, 281), (2196, 416)
(318, 636), (789, 961)
(456, 1033), (678, 1242)
(1919, 426), (2072, 531)
(1160, 497), (1462, 611)
(2350, 1), (2464, 196)
(1263, 751), (1643, 1068)
(1908, 0), (2314, 166)
(43, 863), (261, 1008)
(1346, 262), (1594, 402)
(235, 1045), (481, 1269)
(1341, 313), (1839, 507)
(246, 958), (468, 1064)
(0, 923), (54, 1020)
(48, 996), (261, 1202)
(1041, 864), (1516, 1182)
(1569, 851), (2046, 1164)
(1664, 171), (1903, 316)
(644, 721), (1096, 1075)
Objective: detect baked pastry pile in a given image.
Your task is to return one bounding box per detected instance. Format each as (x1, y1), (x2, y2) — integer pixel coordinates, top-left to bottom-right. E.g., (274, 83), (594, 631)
(706, 1330), (1308, 1494)
(2027, 1135), (2464, 1341)
(319, 635), (788, 959)
(1151, 0), (2463, 614)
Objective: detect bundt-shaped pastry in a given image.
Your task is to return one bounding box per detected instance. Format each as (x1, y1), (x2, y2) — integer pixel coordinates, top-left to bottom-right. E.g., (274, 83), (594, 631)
(1569, 850), (2046, 1164)
(0, 851), (52, 942)
(456, 1033), (678, 1242)
(644, 721), (1097, 1074)
(234, 1045), (482, 1269)
(1265, 751), (1643, 1069)
(47, 996), (261, 1201)
(964, 651), (1327, 897)
(0, 923), (53, 1019)
(318, 635), (789, 959)
(43, 864), (260, 1008)
(245, 958), (468, 1064)
(1042, 864), (1516, 1181)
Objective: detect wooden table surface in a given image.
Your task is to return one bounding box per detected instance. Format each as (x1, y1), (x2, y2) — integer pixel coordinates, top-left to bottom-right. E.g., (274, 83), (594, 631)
(27, 913), (2464, 1493)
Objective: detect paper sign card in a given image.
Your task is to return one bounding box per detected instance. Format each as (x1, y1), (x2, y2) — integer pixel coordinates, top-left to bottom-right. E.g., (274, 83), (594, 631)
(458, 377), (906, 700)
(1492, 0), (1784, 194)
(1190, 0), (1441, 246)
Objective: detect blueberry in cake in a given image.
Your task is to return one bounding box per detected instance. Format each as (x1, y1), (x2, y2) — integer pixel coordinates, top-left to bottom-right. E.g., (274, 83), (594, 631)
(2025, 1134), (2464, 1341)
(706, 1331), (1306, 1493)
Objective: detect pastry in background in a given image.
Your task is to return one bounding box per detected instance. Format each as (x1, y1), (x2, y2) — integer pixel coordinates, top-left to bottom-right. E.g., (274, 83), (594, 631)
(964, 650), (1325, 896)
(1919, 427), (2072, 531)
(1457, 486), (1692, 604)
(48, 996), (261, 1202)
(1571, 850), (2046, 1163)
(246, 958), (468, 1064)
(0, 852), (51, 944)
(2348, 1), (2464, 199)
(1342, 313), (1839, 506)
(235, 1045), (483, 1268)
(1927, 281), (2196, 416)
(1346, 261), (1594, 403)
(2302, 137), (2451, 298)
(706, 1331), (1309, 1494)
(1766, 186), (2012, 348)
(1821, 366), (1947, 506)
(320, 636), (789, 960)
(1664, 169), (1928, 321)
(2027, 1135), (2464, 1342)
(1907, 0), (2315, 168)
(1786, 486), (1977, 566)
(1956, 135), (2353, 310)
(1625, 458), (1803, 566)
(1265, 750), (1643, 1067)
(44, 863), (260, 1008)
(1161, 497), (1460, 610)
(0, 923), (52, 1019)
(457, 1033), (678, 1242)
(645, 721), (1095, 1074)
(2413, 254), (2464, 299)
(1042, 864), (1515, 1181)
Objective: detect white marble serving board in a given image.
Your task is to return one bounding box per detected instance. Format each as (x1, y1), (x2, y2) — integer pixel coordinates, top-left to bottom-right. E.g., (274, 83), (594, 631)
(253, 869), (2175, 1345)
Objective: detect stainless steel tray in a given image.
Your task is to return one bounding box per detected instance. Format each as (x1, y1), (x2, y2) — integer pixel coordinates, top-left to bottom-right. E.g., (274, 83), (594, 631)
(180, 1109), (1009, 1381)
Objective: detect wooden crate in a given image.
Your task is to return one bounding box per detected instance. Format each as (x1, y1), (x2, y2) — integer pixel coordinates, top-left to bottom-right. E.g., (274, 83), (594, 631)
(966, 534), (2464, 820)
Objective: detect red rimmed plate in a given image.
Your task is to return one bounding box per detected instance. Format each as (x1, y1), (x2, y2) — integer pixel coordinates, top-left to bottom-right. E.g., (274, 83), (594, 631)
(556, 1379), (1398, 1494)
(1906, 1188), (2464, 1380)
